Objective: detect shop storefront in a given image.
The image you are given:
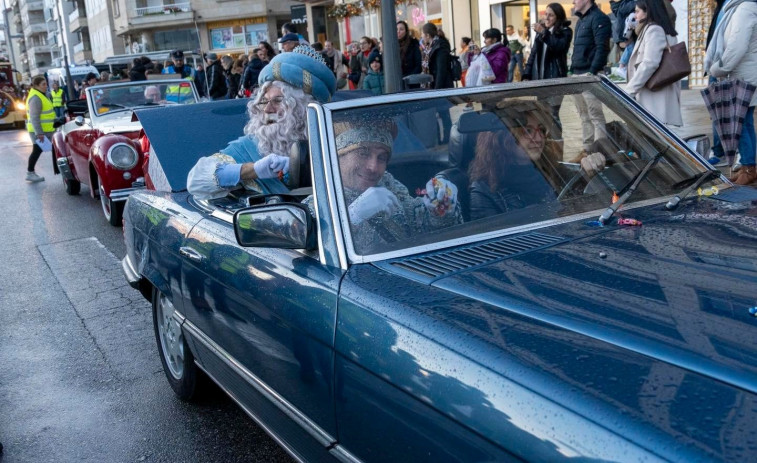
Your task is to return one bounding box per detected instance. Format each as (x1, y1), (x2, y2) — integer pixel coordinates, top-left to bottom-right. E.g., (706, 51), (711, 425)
(206, 18), (270, 56)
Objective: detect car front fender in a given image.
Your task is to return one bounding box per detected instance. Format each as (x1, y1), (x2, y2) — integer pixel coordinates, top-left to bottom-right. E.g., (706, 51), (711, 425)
(90, 134), (143, 199)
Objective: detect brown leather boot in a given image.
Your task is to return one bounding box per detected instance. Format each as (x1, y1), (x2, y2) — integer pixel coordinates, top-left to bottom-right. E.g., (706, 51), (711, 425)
(733, 165), (757, 185)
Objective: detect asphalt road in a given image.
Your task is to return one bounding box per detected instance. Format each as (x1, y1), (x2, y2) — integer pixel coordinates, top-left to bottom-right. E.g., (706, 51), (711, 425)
(0, 128), (293, 463)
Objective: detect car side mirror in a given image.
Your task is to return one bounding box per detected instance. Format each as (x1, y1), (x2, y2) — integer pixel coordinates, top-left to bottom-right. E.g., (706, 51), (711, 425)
(234, 203), (316, 250)
(75, 116), (85, 126)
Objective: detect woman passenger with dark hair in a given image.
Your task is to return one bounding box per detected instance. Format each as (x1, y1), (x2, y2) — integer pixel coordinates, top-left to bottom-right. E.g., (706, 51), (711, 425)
(397, 20), (422, 78)
(624, 0), (682, 126)
(468, 100), (606, 221)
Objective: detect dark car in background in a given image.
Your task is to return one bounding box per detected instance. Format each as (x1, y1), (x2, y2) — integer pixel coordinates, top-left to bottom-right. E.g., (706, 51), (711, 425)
(52, 79), (198, 225)
(122, 76), (757, 462)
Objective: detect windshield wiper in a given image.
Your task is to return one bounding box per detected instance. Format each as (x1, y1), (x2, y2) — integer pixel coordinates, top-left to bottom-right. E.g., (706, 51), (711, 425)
(665, 170), (721, 210)
(598, 149), (666, 224)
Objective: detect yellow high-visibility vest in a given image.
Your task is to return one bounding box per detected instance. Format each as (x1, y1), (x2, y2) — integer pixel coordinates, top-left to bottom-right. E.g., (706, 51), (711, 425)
(166, 78), (195, 104)
(50, 88), (64, 107)
(26, 88), (55, 134)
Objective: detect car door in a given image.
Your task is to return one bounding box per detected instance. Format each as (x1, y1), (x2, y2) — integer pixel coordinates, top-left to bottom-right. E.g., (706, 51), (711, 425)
(65, 109), (98, 185)
(178, 109), (345, 455)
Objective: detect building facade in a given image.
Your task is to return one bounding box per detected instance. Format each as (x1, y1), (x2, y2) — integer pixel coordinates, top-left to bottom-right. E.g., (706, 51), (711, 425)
(308, 0), (707, 87)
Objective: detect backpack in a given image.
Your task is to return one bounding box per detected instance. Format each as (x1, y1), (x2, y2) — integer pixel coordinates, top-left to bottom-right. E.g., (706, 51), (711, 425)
(449, 54), (462, 81)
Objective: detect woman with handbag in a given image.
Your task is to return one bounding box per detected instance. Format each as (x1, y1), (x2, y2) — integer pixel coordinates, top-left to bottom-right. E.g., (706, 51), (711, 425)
(625, 0), (682, 126)
(706, 0), (757, 185)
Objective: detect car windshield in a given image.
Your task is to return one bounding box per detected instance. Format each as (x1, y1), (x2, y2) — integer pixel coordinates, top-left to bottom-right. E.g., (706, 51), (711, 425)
(328, 80), (721, 257)
(90, 81), (197, 115)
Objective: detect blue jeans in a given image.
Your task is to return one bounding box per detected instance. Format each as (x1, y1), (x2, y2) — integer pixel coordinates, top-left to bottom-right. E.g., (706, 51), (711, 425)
(508, 52), (524, 83)
(620, 42), (634, 66)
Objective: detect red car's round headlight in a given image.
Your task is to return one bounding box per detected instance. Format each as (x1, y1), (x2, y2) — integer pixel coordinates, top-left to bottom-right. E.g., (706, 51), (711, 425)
(107, 143), (139, 170)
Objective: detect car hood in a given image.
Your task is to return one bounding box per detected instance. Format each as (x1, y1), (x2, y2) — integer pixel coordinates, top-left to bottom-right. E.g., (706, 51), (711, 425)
(95, 111), (142, 134)
(385, 191), (757, 393)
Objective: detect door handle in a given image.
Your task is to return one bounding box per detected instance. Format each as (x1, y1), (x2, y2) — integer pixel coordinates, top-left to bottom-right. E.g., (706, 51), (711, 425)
(179, 247), (204, 263)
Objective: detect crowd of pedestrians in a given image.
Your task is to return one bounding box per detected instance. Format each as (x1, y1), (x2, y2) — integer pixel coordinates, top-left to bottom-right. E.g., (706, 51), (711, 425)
(22, 3), (757, 187)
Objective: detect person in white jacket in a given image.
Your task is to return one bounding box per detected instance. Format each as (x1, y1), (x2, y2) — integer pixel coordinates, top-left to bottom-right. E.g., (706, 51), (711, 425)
(624, 0), (682, 126)
(705, 0), (757, 185)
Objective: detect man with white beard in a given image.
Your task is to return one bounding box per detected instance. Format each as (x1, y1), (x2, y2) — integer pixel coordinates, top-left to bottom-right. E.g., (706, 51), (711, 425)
(187, 46), (336, 200)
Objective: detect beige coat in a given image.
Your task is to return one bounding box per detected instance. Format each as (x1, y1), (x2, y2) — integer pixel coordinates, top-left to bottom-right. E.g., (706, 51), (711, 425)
(709, 1), (757, 106)
(625, 24), (682, 126)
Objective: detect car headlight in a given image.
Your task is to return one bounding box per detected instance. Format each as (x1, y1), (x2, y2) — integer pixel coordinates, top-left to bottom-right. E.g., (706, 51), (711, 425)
(14, 101), (25, 111)
(107, 143), (139, 170)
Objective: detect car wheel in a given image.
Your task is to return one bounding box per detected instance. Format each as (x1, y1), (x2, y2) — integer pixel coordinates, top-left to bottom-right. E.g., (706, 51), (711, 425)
(99, 182), (123, 226)
(152, 287), (202, 401)
(63, 176), (81, 195)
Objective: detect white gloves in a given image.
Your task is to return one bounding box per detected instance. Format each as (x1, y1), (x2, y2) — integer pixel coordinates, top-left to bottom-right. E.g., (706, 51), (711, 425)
(254, 154), (290, 179)
(422, 177), (458, 216)
(348, 187), (401, 225)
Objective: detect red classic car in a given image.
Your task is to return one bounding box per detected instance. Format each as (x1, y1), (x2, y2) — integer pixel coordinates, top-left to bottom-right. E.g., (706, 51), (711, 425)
(52, 79), (199, 225)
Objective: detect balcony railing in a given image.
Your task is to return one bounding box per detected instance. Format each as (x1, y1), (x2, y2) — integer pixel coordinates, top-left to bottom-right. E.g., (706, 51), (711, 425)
(73, 41), (91, 54)
(69, 8), (85, 23)
(26, 0), (44, 11)
(135, 2), (190, 17)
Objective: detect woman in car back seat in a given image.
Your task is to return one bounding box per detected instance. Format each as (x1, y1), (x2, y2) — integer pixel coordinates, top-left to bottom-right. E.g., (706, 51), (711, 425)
(468, 100), (606, 221)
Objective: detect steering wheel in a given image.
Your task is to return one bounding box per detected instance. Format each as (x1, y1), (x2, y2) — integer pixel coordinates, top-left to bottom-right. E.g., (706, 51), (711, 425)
(556, 168), (586, 201)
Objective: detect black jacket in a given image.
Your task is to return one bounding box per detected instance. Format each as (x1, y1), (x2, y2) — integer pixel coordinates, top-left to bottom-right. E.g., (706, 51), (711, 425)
(242, 58), (266, 90)
(195, 70), (206, 97)
(227, 73), (241, 99)
(399, 37), (422, 77)
(570, 4), (612, 75)
(206, 60), (227, 99)
(609, 0), (636, 44)
(524, 24), (573, 80)
(428, 36), (454, 89)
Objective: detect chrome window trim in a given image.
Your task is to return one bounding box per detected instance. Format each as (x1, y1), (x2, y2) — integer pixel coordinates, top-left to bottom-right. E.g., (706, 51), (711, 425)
(107, 142), (139, 170)
(307, 106), (326, 265)
(322, 76), (600, 111)
(183, 319), (336, 448)
(312, 103), (349, 270)
(87, 79), (200, 119)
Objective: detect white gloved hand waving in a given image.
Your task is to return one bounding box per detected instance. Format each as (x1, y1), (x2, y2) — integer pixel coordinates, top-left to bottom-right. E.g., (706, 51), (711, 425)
(422, 177), (458, 216)
(348, 187), (401, 225)
(253, 154), (290, 179)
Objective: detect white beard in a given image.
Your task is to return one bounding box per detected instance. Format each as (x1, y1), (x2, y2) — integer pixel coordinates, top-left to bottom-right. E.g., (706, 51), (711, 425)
(250, 107), (300, 157)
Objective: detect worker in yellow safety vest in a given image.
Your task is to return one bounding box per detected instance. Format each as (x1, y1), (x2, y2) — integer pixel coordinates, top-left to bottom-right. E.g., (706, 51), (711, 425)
(163, 49), (196, 103)
(25, 75), (55, 183)
(50, 80), (66, 119)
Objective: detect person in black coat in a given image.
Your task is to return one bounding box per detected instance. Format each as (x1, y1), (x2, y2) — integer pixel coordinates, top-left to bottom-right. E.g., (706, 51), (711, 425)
(397, 20), (422, 78)
(204, 53), (227, 100)
(243, 48), (268, 94)
(524, 4), (572, 81)
(570, 0), (611, 76)
(421, 22), (453, 89)
(523, 3), (573, 131)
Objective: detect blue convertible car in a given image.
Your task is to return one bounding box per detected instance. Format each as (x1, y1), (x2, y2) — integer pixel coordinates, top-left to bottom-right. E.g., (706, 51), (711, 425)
(123, 77), (757, 462)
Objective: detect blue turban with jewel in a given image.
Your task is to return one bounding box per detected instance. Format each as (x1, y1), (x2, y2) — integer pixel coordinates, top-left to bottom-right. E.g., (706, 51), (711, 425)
(258, 45), (337, 104)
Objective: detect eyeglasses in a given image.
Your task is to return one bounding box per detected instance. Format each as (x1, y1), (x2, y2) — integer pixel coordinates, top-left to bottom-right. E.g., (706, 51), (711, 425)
(256, 96), (285, 109)
(519, 124), (548, 138)
(360, 41), (369, 45)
